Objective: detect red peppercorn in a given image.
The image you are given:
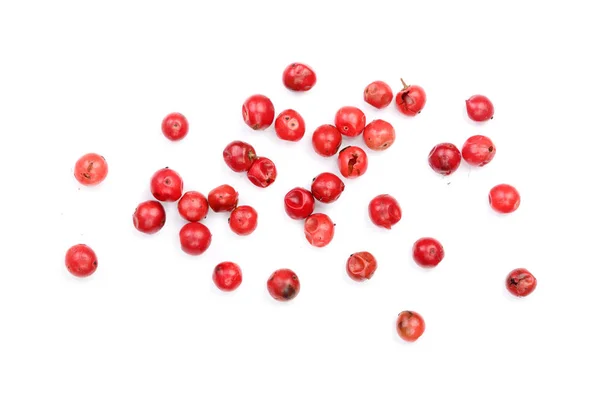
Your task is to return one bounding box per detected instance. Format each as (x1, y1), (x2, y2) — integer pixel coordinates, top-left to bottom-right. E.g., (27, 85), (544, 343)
(364, 80), (393, 109)
(412, 237), (444, 268)
(304, 213), (335, 248)
(461, 135), (496, 167)
(213, 262), (243, 292)
(161, 112), (189, 141)
(177, 191), (209, 222)
(282, 62), (317, 91)
(208, 184), (239, 213)
(312, 124), (343, 157)
(335, 106), (366, 137)
(311, 172), (345, 204)
(247, 157), (277, 188)
(396, 311), (425, 342)
(242, 94), (275, 130)
(74, 153), (108, 186)
(65, 244), (98, 278)
(275, 109), (306, 142)
(506, 268), (537, 297)
(428, 143), (462, 176)
(346, 252), (378, 282)
(223, 141), (257, 172)
(489, 184), (521, 214)
(363, 119), (396, 151)
(179, 222), (212, 255)
(368, 194), (402, 229)
(267, 268), (300, 301)
(466, 94), (494, 122)
(150, 167), (184, 202)
(338, 146), (368, 179)
(284, 187), (315, 220)
(229, 205), (258, 236)
(133, 200), (166, 234)
(395, 78), (426, 116)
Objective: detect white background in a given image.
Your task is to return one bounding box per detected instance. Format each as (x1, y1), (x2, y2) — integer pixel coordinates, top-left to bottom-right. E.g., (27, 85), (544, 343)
(1, 1), (599, 399)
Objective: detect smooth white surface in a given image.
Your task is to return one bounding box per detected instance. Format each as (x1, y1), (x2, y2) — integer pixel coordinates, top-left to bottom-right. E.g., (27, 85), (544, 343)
(1, 1), (599, 399)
